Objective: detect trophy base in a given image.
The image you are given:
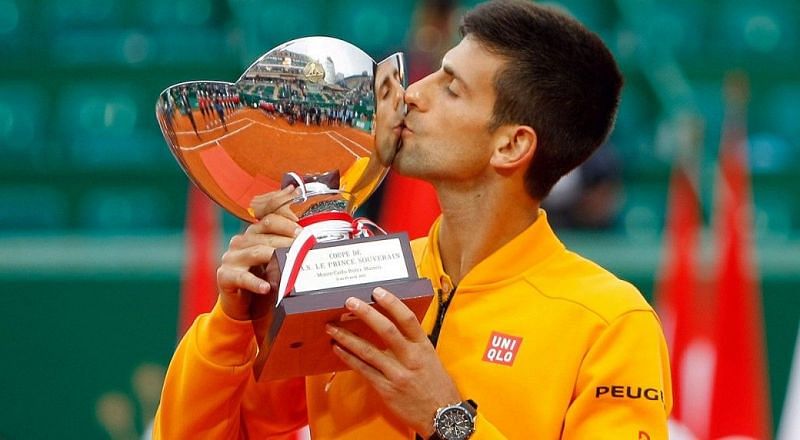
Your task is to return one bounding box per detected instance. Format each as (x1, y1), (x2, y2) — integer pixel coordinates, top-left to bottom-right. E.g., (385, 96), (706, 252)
(252, 277), (434, 381)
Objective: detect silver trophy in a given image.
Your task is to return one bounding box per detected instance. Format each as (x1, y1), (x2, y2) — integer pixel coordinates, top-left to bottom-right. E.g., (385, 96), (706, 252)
(156, 37), (433, 380)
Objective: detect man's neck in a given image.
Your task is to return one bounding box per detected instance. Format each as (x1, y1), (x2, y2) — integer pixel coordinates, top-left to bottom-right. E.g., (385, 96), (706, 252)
(435, 184), (539, 285)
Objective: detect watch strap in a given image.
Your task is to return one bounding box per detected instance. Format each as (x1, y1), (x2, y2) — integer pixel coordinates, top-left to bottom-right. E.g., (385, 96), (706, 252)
(463, 399), (478, 416)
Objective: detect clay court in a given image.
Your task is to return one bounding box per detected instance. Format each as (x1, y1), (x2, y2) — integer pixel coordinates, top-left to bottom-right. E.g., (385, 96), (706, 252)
(166, 107), (374, 219)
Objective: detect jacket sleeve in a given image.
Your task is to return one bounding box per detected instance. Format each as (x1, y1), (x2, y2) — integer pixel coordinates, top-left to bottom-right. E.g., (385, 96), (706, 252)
(562, 309), (673, 439)
(153, 301), (308, 439)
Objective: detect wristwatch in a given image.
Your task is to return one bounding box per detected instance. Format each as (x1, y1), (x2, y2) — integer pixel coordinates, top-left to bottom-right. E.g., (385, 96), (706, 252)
(431, 399), (478, 440)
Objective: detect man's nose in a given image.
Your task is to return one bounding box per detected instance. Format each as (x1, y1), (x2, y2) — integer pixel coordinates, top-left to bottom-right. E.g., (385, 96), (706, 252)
(391, 82), (404, 110)
(404, 81), (423, 112)
(404, 70), (437, 112)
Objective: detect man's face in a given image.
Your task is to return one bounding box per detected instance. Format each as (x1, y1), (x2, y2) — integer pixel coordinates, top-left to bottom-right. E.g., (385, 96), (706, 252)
(394, 36), (504, 184)
(374, 58), (405, 166)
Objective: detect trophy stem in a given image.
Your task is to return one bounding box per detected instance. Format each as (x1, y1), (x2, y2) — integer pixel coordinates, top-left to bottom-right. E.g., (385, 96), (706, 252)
(298, 212), (356, 243)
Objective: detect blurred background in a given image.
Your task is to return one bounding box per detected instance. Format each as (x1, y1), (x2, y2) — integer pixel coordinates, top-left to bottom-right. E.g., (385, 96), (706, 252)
(0, 0), (798, 438)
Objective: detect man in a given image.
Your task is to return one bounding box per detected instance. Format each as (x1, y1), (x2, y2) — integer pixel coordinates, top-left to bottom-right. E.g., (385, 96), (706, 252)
(338, 53), (406, 204)
(155, 1), (672, 438)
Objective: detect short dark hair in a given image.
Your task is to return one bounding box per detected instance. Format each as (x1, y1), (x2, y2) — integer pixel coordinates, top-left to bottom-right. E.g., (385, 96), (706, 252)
(460, 0), (623, 200)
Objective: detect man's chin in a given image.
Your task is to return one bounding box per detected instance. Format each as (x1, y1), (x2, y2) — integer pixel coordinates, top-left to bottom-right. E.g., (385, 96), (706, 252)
(388, 152), (421, 178)
(389, 150), (409, 175)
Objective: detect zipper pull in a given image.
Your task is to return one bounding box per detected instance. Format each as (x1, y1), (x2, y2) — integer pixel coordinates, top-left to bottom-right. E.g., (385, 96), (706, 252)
(440, 275), (453, 299)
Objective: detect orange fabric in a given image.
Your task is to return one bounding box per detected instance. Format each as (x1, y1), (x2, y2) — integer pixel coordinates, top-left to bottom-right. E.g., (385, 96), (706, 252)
(155, 211), (672, 438)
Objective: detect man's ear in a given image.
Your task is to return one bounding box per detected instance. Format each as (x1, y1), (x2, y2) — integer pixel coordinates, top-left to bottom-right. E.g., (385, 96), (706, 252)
(490, 125), (537, 170)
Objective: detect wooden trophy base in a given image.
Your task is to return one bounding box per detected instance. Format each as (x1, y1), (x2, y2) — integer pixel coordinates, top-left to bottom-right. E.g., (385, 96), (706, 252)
(251, 233), (434, 381)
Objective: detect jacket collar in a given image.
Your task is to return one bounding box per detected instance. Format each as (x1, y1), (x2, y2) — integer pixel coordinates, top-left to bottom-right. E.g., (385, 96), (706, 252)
(418, 209), (565, 293)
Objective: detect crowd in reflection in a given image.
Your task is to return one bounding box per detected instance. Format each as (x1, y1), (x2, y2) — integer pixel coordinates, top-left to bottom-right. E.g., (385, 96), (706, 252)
(240, 47), (376, 132)
(159, 47), (381, 146)
(159, 82), (245, 141)
(158, 47), (382, 154)
(243, 75), (374, 132)
(257, 99), (371, 129)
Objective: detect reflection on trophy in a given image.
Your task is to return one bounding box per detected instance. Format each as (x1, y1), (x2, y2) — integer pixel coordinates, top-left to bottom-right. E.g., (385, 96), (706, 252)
(156, 37), (434, 380)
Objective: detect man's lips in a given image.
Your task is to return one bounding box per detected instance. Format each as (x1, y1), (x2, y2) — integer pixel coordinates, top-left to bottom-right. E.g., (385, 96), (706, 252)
(392, 122), (404, 137)
(392, 121), (411, 136)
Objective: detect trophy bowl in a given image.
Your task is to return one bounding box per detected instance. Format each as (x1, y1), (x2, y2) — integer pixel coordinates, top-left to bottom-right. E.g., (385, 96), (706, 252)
(156, 37), (433, 380)
(156, 36), (406, 223)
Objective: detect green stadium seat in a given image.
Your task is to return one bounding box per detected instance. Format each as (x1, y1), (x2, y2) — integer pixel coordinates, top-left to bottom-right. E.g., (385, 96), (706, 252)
(620, 184), (668, 240)
(693, 81), (725, 158)
(761, 85), (800, 148)
(612, 83), (661, 170)
(78, 187), (169, 230)
(137, 0), (213, 28)
(543, 0), (611, 30)
(748, 132), (795, 174)
(325, 1), (413, 55)
(151, 28), (235, 66)
(753, 192), (794, 239)
(45, 0), (124, 27)
(0, 0), (37, 65)
(54, 26), (235, 67)
(0, 185), (68, 229)
(0, 0), (21, 36)
(714, 2), (795, 57)
(58, 84), (138, 137)
(0, 83), (46, 167)
(56, 83), (171, 169)
(51, 29), (154, 66)
(256, 1), (324, 44)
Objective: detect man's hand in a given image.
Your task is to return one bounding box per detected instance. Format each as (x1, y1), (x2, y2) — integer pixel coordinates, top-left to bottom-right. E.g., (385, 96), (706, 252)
(250, 185), (299, 221)
(326, 287), (462, 437)
(217, 186), (300, 321)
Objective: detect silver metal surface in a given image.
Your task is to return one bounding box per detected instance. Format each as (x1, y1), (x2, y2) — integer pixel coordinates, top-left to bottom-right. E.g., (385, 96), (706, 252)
(156, 37), (406, 221)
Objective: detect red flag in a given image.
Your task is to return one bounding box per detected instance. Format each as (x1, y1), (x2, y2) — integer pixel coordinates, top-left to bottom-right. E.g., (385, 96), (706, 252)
(179, 185), (221, 336)
(708, 73), (771, 439)
(656, 146), (714, 438)
(379, 173), (440, 238)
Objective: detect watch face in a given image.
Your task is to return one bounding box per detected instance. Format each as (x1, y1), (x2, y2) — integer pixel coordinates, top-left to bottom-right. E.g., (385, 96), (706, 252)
(436, 406), (474, 440)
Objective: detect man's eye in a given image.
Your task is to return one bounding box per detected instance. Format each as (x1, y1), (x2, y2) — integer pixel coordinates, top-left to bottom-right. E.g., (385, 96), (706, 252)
(446, 86), (458, 97)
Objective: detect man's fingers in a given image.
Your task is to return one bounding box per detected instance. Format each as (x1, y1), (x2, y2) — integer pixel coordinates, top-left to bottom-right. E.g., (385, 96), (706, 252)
(221, 245), (278, 268)
(217, 267), (269, 294)
(230, 233), (295, 252)
(277, 204), (299, 221)
(245, 213), (301, 238)
(331, 343), (386, 386)
(371, 288), (429, 343)
(339, 297), (416, 362)
(327, 323), (403, 379)
(250, 186), (297, 219)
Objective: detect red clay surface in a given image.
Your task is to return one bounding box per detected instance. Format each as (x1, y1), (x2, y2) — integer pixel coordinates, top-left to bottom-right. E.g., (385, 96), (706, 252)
(164, 108), (374, 220)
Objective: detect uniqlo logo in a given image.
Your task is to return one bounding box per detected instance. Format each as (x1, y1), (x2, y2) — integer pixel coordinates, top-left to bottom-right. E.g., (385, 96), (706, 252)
(482, 331), (523, 366)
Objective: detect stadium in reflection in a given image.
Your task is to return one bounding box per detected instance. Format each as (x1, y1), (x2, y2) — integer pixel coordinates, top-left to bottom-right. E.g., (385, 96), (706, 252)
(156, 37), (405, 222)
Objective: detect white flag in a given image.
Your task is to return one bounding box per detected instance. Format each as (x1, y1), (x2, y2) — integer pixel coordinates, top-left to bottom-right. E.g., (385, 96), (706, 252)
(777, 323), (800, 440)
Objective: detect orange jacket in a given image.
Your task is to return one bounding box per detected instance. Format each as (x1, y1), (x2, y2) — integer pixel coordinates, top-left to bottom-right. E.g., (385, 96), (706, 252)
(155, 211), (672, 439)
